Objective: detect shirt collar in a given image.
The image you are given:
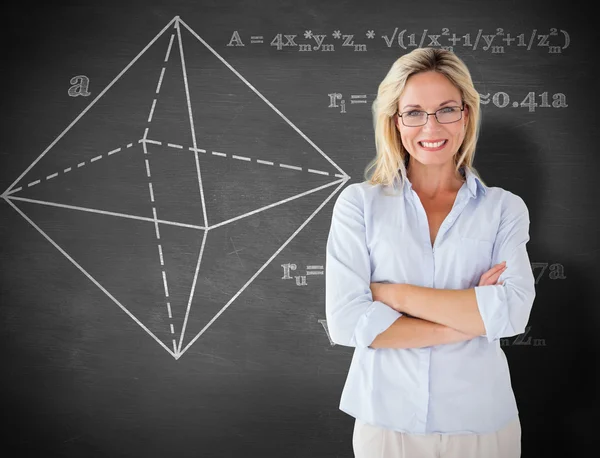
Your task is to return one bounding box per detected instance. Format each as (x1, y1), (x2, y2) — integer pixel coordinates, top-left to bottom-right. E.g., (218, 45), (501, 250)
(401, 166), (487, 198)
(462, 166), (487, 197)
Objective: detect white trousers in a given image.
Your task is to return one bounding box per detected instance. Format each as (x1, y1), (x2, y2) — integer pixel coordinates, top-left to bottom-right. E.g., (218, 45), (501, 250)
(352, 416), (521, 458)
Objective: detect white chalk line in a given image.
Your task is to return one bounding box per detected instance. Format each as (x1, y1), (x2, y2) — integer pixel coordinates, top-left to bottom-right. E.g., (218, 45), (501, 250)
(2, 133), (345, 198)
(137, 138), (345, 179)
(5, 174), (346, 232)
(155, 67), (166, 94)
(174, 17), (207, 355)
(4, 195), (206, 229)
(147, 99), (158, 123)
(177, 179), (347, 353)
(143, 28), (179, 352)
(3, 13), (347, 200)
(4, 142), (135, 196)
(165, 33), (175, 62)
(176, 177), (348, 358)
(175, 18), (206, 229)
(177, 17), (346, 178)
(3, 197), (178, 358)
(144, 158), (151, 177)
(177, 227), (208, 356)
(2, 16), (178, 197)
(157, 243), (164, 264)
(4, 176), (349, 359)
(148, 182), (155, 202)
(208, 176), (346, 235)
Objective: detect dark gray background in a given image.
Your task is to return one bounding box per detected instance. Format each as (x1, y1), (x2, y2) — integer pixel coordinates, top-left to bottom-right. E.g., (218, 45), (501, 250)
(0, 1), (596, 457)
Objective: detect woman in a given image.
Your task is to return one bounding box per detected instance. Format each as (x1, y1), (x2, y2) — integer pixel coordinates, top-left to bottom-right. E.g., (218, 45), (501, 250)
(325, 48), (536, 458)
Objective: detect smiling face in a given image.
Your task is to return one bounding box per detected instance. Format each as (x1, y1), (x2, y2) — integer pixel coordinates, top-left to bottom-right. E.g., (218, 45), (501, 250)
(396, 71), (468, 167)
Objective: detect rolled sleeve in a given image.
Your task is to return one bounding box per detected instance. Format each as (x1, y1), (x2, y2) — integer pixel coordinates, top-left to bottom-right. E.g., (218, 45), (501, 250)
(474, 194), (536, 343)
(325, 184), (402, 348)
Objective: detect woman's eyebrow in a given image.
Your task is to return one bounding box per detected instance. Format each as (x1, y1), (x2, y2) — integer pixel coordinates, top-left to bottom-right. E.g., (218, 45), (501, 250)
(402, 99), (459, 110)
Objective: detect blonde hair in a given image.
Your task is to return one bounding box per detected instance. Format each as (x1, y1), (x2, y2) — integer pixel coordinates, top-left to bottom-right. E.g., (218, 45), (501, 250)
(364, 48), (486, 193)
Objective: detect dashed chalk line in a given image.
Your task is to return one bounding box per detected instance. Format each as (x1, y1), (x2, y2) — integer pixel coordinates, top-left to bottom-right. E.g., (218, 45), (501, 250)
(8, 136), (346, 197)
(7, 142), (135, 195)
(145, 27), (178, 354)
(139, 138), (346, 178)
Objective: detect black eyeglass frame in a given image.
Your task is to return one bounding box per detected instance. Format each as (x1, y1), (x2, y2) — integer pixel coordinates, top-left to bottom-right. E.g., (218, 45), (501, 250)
(396, 103), (465, 127)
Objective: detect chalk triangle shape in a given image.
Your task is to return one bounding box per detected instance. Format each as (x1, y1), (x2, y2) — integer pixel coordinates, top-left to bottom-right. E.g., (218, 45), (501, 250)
(176, 183), (344, 356)
(7, 143), (157, 221)
(193, 150), (337, 228)
(11, 198), (204, 357)
(6, 16), (349, 230)
(139, 142), (206, 227)
(5, 19), (189, 211)
(7, 19), (207, 226)
(131, 19), (210, 229)
(143, 21), (196, 150)
(134, 20), (207, 228)
(172, 20), (347, 227)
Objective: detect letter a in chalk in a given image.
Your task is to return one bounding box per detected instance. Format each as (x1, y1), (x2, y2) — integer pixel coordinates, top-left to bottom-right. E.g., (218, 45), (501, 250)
(68, 75), (91, 97)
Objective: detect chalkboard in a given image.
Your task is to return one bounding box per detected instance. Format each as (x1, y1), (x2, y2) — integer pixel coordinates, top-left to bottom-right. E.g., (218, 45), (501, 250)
(0, 2), (596, 457)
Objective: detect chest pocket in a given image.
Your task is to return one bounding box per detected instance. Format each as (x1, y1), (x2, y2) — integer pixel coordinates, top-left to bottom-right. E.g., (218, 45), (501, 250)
(458, 236), (494, 287)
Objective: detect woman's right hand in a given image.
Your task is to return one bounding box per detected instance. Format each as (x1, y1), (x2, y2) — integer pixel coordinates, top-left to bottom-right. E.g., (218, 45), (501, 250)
(478, 262), (507, 287)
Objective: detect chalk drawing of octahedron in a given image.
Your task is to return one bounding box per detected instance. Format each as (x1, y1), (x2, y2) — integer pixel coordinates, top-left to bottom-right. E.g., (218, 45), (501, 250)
(2, 16), (349, 359)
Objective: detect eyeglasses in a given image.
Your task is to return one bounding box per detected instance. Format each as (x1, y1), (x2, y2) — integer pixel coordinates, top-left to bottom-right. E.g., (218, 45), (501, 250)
(397, 104), (465, 127)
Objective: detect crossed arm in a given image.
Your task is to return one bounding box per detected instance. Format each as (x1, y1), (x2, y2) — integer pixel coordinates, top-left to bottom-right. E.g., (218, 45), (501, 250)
(325, 186), (535, 351)
(367, 283), (486, 349)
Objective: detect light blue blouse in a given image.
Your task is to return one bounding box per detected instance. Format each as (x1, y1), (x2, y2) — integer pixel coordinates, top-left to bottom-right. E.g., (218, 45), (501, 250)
(325, 166), (536, 435)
